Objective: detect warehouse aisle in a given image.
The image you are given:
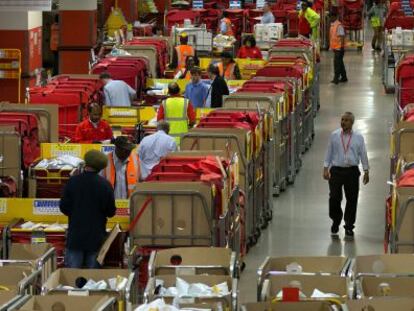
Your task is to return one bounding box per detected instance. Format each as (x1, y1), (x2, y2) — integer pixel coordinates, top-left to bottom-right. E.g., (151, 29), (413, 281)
(239, 44), (394, 300)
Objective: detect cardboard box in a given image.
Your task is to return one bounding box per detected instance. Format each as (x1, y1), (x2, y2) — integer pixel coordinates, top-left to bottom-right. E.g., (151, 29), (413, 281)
(395, 187), (414, 253)
(146, 274), (236, 310)
(354, 254), (414, 275)
(15, 295), (116, 311)
(0, 126), (22, 194)
(0, 291), (21, 309)
(0, 266), (36, 293)
(392, 122), (414, 158)
(120, 45), (158, 78)
(360, 275), (414, 297)
(9, 243), (53, 261)
(260, 275), (349, 301)
(129, 181), (212, 247)
(97, 224), (122, 265)
(242, 301), (333, 311)
(150, 247), (234, 277)
(346, 297), (414, 311)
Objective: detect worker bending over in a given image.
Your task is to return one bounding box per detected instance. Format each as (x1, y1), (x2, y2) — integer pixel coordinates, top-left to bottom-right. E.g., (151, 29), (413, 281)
(298, 1), (320, 41)
(74, 103), (113, 143)
(138, 121), (177, 180)
(101, 136), (140, 199)
(60, 150), (116, 268)
(169, 33), (196, 73)
(157, 82), (196, 145)
(219, 11), (234, 36)
(100, 72), (136, 107)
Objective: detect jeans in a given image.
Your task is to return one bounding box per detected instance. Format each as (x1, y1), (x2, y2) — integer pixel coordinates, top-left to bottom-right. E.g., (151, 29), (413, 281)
(328, 166), (360, 230)
(333, 49), (347, 81)
(65, 249), (100, 268)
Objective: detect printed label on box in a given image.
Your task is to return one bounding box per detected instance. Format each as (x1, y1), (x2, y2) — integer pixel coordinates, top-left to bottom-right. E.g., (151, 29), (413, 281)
(51, 144), (82, 158)
(0, 199), (7, 214)
(115, 200), (129, 216)
(33, 199), (62, 215)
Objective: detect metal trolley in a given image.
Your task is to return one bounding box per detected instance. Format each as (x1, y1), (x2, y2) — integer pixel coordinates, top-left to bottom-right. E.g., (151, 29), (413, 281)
(0, 266), (41, 295)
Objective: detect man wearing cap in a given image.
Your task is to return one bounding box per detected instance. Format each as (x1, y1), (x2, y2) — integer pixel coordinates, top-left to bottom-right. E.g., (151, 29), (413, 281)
(169, 33), (196, 74)
(60, 150), (116, 268)
(299, 1), (320, 41)
(101, 136), (140, 199)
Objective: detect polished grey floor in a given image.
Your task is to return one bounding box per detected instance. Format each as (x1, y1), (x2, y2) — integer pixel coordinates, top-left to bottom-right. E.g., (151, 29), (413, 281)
(239, 40), (393, 301)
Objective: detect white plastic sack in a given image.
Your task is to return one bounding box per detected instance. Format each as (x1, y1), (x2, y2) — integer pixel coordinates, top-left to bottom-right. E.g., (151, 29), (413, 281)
(135, 299), (180, 311)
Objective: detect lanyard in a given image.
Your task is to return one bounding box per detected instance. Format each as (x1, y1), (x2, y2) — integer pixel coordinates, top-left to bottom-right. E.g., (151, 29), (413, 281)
(341, 130), (352, 157)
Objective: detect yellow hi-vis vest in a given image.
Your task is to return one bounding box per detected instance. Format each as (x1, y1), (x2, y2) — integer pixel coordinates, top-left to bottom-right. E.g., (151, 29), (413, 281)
(162, 97), (189, 145)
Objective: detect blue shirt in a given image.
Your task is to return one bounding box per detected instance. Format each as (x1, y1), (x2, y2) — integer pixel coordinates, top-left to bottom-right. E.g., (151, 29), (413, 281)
(104, 80), (136, 107)
(184, 81), (210, 108)
(261, 12), (275, 24)
(138, 130), (177, 180)
(324, 128), (369, 171)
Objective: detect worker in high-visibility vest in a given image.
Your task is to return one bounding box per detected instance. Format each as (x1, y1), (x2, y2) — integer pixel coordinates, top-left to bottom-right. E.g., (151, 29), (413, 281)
(218, 11), (234, 36)
(299, 1), (320, 41)
(169, 33), (196, 73)
(156, 82), (196, 145)
(217, 51), (242, 80)
(329, 10), (347, 84)
(101, 136), (140, 199)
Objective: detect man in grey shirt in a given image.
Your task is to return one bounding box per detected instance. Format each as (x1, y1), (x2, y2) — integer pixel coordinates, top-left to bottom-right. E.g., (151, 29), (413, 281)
(261, 3), (275, 24)
(100, 72), (136, 107)
(323, 112), (369, 241)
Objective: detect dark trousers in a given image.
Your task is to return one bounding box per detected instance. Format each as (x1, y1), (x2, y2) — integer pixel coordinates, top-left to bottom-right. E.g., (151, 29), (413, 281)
(65, 248), (100, 268)
(333, 49), (347, 81)
(329, 166), (360, 230)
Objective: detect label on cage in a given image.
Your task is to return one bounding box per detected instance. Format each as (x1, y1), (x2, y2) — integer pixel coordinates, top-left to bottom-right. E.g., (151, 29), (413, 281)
(193, 0), (203, 8)
(0, 199), (7, 214)
(229, 0), (241, 8)
(50, 144), (82, 158)
(115, 200), (129, 216)
(101, 145), (115, 154)
(33, 199), (62, 215)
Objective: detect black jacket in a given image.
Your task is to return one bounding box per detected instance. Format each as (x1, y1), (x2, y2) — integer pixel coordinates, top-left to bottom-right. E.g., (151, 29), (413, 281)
(210, 76), (230, 108)
(60, 171), (116, 252)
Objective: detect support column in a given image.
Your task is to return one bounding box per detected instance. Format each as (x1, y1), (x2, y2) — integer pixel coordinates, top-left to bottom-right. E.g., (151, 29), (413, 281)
(59, 0), (98, 74)
(0, 11), (42, 102)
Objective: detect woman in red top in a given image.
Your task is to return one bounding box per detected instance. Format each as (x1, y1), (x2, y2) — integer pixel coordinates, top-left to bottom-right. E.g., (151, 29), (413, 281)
(237, 35), (263, 59)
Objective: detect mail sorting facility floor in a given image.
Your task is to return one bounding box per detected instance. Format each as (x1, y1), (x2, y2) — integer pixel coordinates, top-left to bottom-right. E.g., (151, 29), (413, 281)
(238, 31), (393, 302)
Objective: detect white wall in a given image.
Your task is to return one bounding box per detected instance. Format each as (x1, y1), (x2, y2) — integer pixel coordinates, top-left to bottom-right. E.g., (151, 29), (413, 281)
(0, 11), (42, 30)
(59, 0), (97, 10)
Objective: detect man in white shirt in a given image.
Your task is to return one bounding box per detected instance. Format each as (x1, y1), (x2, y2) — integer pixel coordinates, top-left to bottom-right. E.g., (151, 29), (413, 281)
(261, 3), (275, 24)
(323, 112), (369, 241)
(138, 121), (177, 180)
(100, 72), (136, 107)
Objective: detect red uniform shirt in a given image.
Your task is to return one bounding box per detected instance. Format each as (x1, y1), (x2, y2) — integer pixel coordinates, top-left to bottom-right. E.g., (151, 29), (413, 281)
(157, 100), (196, 124)
(74, 119), (113, 143)
(237, 46), (263, 59)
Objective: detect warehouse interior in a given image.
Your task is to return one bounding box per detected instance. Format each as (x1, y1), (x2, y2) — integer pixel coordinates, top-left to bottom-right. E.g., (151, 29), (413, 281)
(0, 0), (413, 309)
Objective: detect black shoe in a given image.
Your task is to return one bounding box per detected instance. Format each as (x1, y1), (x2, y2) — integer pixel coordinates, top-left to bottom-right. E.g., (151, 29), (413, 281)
(375, 47), (381, 51)
(344, 230), (354, 241)
(331, 225), (339, 239)
(330, 80), (339, 85)
(339, 78), (348, 83)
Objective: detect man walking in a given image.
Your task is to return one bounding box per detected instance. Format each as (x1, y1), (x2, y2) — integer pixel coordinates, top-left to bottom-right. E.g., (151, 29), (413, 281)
(329, 10), (347, 84)
(323, 112), (369, 241)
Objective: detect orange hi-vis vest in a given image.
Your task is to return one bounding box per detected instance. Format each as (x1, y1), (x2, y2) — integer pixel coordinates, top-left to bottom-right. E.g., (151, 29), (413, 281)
(175, 45), (195, 70)
(330, 20), (344, 50)
(219, 18), (234, 36)
(102, 152), (140, 197)
(218, 62), (236, 80)
(50, 22), (59, 51)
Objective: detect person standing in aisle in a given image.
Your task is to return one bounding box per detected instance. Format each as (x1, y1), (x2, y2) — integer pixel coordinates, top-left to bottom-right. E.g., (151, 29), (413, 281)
(101, 136), (140, 199)
(260, 3), (275, 24)
(218, 11), (234, 36)
(100, 72), (136, 107)
(205, 64), (230, 108)
(323, 112), (369, 241)
(157, 82), (196, 145)
(329, 10), (347, 84)
(138, 121), (177, 180)
(217, 52), (242, 80)
(169, 33), (196, 73)
(184, 67), (210, 108)
(368, 0), (387, 51)
(60, 150), (116, 268)
(298, 1), (320, 41)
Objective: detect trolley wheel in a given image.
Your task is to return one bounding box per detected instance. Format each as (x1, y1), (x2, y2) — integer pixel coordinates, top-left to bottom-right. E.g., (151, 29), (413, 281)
(287, 175), (295, 185)
(261, 219), (268, 230)
(255, 228), (261, 239)
(280, 180), (287, 191)
(357, 46), (363, 51)
(240, 261), (246, 272)
(266, 210), (273, 221)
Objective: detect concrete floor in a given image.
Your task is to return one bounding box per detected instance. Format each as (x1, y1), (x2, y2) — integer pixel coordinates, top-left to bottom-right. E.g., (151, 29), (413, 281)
(239, 42), (393, 301)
